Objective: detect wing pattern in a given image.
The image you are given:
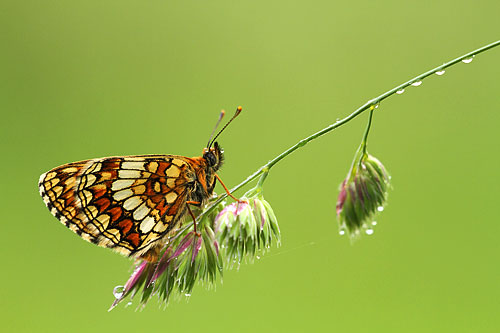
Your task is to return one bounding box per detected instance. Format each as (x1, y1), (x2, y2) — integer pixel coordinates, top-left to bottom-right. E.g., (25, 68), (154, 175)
(39, 155), (197, 259)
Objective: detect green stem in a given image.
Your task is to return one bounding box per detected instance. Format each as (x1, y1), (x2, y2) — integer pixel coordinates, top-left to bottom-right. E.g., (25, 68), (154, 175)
(256, 167), (269, 188)
(361, 107), (374, 158)
(348, 105), (375, 178)
(199, 39), (500, 218)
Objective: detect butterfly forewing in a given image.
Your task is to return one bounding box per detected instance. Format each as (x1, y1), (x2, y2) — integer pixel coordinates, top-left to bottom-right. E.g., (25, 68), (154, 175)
(39, 155), (200, 259)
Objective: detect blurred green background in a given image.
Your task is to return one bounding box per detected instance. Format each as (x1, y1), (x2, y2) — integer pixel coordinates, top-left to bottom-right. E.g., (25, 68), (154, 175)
(1, 1), (499, 332)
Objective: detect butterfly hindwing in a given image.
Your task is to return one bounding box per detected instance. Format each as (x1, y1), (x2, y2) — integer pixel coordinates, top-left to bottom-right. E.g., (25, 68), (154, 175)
(39, 155), (197, 258)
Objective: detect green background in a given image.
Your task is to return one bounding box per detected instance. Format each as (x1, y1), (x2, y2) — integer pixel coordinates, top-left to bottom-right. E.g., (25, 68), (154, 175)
(1, 1), (499, 332)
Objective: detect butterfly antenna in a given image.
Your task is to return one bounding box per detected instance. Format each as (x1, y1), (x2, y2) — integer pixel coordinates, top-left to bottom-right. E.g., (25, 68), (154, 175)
(207, 110), (226, 148)
(209, 106), (243, 148)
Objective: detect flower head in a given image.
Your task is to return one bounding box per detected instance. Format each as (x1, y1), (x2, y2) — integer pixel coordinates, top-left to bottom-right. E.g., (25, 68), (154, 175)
(109, 190), (279, 310)
(215, 194), (280, 266)
(109, 222), (223, 311)
(336, 153), (390, 237)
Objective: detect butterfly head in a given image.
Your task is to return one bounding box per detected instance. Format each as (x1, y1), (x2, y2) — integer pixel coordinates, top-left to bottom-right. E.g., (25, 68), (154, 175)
(203, 141), (224, 171)
(203, 106), (241, 172)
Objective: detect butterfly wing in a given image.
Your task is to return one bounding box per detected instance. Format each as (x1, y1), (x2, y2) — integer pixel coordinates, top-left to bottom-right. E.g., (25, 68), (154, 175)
(39, 155), (197, 259)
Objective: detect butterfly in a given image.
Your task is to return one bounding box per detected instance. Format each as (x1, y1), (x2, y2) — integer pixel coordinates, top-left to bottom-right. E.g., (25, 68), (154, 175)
(39, 107), (242, 262)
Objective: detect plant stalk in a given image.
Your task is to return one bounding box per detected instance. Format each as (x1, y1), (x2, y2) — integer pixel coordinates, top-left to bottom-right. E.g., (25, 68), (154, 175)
(199, 39), (500, 218)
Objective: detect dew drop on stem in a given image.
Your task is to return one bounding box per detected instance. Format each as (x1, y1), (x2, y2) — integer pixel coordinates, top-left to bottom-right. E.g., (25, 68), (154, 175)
(113, 286), (124, 299)
(462, 56), (474, 64)
(396, 89), (405, 95)
(435, 70), (445, 76)
(411, 81), (422, 87)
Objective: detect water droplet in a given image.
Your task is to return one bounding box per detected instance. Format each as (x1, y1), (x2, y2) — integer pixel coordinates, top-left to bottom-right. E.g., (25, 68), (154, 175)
(371, 221), (377, 226)
(411, 81), (422, 87)
(125, 301), (132, 308)
(377, 206), (384, 212)
(365, 229), (374, 235)
(462, 56), (474, 64)
(435, 70), (445, 76)
(396, 89), (405, 94)
(185, 293), (191, 297)
(113, 286), (124, 299)
(339, 230), (345, 236)
(256, 255), (261, 260)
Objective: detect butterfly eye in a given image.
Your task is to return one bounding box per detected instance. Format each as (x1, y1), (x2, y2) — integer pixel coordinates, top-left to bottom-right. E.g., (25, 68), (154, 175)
(204, 151), (217, 167)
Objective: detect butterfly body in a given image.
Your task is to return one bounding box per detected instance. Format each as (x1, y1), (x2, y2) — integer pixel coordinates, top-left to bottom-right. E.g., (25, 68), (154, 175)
(39, 143), (224, 262)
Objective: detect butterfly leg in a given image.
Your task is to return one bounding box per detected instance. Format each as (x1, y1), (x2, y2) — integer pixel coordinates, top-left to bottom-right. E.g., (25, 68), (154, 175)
(186, 201), (201, 235)
(214, 174), (246, 203)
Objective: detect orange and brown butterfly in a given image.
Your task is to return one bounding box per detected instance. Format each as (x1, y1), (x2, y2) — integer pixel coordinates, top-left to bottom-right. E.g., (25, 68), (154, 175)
(39, 107), (242, 262)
